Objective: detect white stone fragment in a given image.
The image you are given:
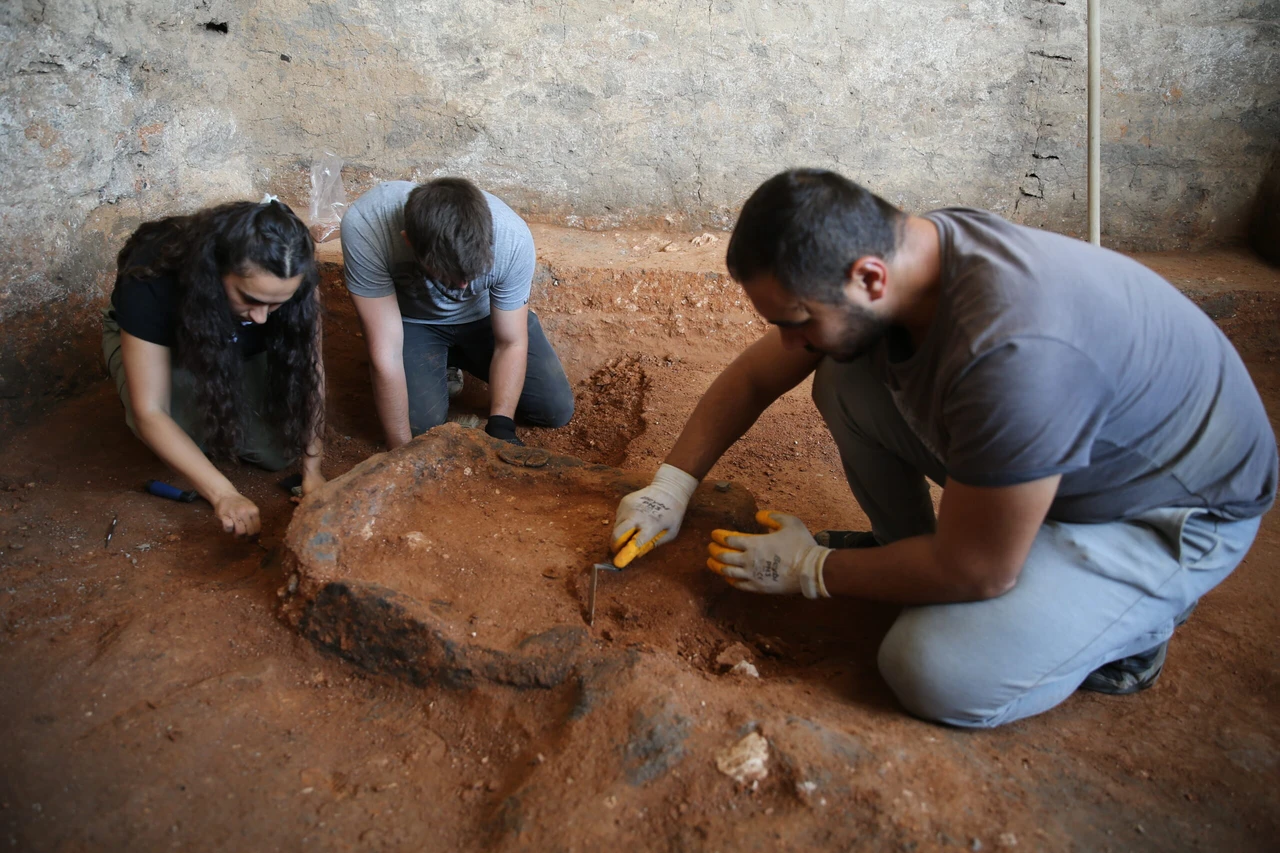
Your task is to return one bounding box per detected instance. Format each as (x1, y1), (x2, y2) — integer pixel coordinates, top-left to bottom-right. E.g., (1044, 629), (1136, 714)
(715, 732), (769, 785)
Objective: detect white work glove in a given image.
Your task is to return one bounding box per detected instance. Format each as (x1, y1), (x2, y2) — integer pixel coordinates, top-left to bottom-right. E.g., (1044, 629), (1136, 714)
(611, 463), (700, 566)
(707, 510), (834, 598)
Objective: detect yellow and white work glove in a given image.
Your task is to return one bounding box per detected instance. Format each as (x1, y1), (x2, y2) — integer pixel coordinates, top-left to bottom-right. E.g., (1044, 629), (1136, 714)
(707, 510), (834, 598)
(611, 463), (700, 567)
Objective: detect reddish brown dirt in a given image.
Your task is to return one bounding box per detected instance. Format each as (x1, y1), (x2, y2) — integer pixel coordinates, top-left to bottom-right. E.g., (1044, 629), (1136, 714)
(2, 231), (1279, 851)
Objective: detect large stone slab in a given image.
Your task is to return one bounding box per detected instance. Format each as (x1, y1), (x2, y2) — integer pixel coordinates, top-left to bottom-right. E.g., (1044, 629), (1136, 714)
(279, 423), (758, 688)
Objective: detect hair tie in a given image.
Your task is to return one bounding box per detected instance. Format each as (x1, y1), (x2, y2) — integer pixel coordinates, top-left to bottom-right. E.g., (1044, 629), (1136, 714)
(259, 193), (280, 206)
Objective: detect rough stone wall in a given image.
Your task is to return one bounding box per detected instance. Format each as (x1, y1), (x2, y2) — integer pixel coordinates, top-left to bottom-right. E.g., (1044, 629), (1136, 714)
(1, 0), (1277, 425)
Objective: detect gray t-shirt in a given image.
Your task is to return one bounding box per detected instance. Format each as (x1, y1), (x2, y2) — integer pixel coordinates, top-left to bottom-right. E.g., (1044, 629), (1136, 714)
(341, 181), (535, 325)
(878, 208), (1276, 523)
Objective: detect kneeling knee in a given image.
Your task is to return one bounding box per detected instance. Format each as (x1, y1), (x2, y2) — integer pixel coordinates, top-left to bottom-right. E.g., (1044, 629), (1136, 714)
(525, 390), (574, 429)
(547, 395), (575, 428)
(877, 624), (1006, 729)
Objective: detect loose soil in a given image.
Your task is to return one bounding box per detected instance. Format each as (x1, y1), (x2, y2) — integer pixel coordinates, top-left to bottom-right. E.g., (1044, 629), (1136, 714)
(1, 229), (1278, 851)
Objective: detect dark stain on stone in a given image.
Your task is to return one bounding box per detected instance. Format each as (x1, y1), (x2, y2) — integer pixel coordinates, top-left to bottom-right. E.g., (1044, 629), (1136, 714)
(298, 579), (594, 691)
(621, 700), (690, 786)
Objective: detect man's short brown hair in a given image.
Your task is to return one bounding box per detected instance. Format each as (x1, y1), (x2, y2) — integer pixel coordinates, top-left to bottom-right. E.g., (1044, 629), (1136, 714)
(404, 177), (494, 286)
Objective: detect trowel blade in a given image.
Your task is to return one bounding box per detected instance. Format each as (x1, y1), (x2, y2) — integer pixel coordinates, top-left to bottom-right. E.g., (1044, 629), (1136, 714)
(588, 563), (599, 626)
(587, 563), (620, 627)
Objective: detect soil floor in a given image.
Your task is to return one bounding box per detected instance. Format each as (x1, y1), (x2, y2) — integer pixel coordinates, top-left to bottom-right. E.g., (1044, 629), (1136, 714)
(1, 228), (1278, 851)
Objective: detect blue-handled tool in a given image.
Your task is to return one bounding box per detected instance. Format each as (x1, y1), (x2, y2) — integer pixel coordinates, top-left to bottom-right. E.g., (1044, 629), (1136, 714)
(144, 480), (199, 502)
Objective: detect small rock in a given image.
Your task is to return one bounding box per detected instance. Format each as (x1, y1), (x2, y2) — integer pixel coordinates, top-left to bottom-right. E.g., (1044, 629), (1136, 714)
(691, 232), (719, 247)
(715, 642), (755, 670)
(714, 481), (731, 492)
(729, 660), (760, 679)
(715, 731), (769, 785)
(662, 242), (681, 252)
(998, 833), (1018, 847)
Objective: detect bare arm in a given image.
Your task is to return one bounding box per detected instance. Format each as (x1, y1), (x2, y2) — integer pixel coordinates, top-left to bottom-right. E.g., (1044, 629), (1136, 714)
(121, 332), (260, 536)
(350, 293), (411, 449)
(488, 303), (529, 419)
(822, 475), (1060, 602)
(665, 328), (824, 479)
(300, 294), (326, 493)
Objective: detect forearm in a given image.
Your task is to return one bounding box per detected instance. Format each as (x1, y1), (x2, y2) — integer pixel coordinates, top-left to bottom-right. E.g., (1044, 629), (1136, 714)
(303, 340), (326, 476)
(664, 372), (773, 480)
(369, 360), (412, 448)
(821, 535), (1014, 604)
(488, 340), (528, 419)
(301, 435), (324, 477)
(135, 411), (239, 504)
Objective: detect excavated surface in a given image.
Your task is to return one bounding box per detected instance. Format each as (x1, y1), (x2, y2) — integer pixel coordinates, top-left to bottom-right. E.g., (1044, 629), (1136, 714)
(0, 233), (1277, 851)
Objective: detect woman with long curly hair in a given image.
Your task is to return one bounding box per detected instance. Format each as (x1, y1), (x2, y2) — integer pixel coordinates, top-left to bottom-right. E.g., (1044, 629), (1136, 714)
(102, 198), (325, 537)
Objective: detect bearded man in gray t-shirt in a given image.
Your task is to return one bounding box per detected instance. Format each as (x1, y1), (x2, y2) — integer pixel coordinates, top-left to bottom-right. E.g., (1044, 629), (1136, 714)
(610, 168), (1276, 728)
(342, 178), (574, 448)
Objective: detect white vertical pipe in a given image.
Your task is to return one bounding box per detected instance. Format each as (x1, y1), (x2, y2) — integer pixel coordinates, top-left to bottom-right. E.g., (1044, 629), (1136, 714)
(1087, 0), (1101, 245)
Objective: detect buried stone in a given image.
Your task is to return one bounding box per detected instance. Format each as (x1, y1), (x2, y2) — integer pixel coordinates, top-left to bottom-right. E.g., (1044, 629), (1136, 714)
(278, 423), (758, 688)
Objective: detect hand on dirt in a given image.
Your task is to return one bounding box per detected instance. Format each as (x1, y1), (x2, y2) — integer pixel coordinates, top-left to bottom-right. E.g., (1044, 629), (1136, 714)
(611, 463), (699, 566)
(707, 510), (833, 598)
(213, 491), (261, 538)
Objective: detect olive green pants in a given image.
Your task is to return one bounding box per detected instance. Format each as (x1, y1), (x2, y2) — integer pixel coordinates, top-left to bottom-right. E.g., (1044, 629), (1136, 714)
(102, 309), (293, 471)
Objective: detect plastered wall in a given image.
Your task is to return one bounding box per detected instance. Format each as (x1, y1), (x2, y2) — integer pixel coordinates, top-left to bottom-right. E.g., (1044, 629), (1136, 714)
(1, 0), (1277, 422)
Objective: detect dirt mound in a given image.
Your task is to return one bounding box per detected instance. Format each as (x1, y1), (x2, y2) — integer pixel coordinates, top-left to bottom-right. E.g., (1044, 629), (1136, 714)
(533, 354), (651, 465)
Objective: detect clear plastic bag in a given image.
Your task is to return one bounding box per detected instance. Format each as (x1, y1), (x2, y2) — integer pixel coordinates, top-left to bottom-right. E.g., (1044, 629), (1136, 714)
(308, 151), (347, 243)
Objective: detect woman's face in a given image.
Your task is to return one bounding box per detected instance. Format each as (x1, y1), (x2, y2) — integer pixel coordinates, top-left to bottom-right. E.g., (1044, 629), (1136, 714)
(222, 265), (303, 324)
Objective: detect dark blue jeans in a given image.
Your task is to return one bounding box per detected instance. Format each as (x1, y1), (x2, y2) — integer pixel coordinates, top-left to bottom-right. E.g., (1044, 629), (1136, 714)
(403, 310), (574, 435)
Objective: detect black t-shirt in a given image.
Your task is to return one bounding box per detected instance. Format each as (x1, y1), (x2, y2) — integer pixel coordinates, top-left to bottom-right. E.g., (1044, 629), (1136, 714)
(110, 240), (270, 358)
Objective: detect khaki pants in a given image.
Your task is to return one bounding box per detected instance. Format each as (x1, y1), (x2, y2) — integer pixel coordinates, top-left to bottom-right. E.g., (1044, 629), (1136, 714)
(102, 309), (293, 471)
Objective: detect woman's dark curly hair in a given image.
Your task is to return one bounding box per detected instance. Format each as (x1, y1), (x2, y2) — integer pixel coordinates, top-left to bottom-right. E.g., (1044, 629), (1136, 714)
(116, 200), (323, 461)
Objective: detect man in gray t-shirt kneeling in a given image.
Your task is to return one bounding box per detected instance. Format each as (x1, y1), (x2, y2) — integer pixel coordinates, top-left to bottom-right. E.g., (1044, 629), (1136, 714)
(342, 178), (574, 448)
(610, 169), (1276, 728)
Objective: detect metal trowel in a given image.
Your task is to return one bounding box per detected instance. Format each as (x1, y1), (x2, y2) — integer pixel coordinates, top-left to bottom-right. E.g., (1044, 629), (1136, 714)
(588, 528), (668, 626)
(588, 561), (622, 626)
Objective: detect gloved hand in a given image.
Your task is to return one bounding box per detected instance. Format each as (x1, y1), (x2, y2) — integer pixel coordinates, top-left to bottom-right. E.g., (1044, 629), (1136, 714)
(611, 463), (700, 567)
(485, 415), (524, 446)
(707, 510), (834, 598)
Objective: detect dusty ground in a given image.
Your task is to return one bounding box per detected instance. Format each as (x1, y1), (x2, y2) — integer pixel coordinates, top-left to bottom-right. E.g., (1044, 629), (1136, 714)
(1, 228), (1278, 851)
